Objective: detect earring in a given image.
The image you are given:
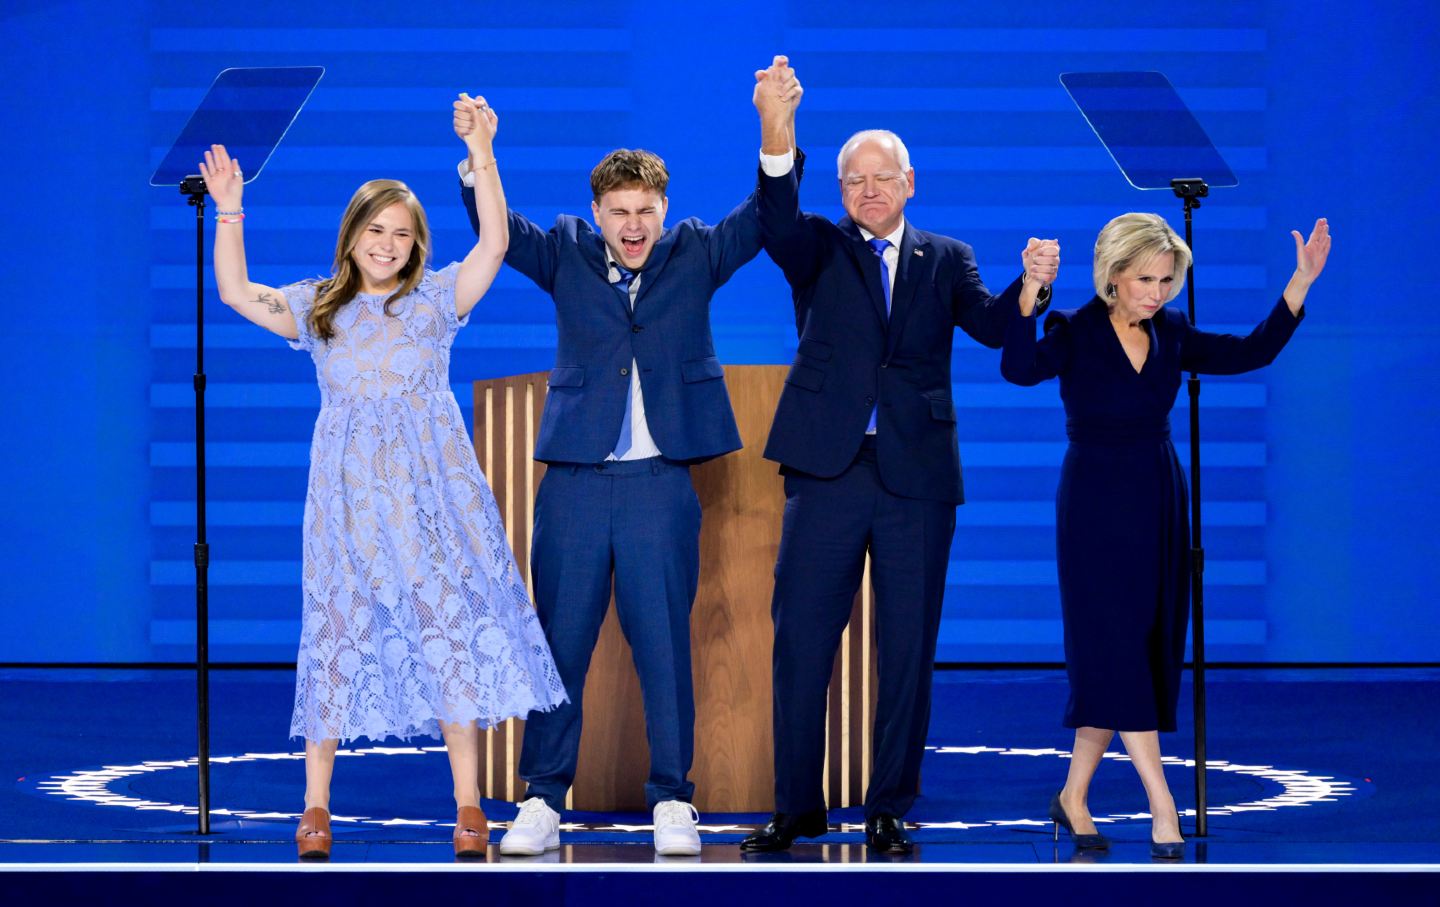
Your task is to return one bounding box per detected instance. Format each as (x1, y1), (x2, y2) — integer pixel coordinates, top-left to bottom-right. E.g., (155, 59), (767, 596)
(1105, 283), (1116, 298)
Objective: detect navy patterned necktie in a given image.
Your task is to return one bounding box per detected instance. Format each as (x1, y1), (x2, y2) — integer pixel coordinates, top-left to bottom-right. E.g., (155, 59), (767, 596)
(866, 238), (892, 433)
(868, 237), (892, 316)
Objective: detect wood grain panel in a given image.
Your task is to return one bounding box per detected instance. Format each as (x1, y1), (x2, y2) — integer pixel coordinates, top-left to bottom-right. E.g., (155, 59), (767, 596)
(472, 366), (877, 811)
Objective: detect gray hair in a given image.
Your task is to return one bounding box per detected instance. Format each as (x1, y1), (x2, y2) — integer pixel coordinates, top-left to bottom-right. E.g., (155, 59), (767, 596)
(1093, 213), (1193, 301)
(836, 129), (912, 177)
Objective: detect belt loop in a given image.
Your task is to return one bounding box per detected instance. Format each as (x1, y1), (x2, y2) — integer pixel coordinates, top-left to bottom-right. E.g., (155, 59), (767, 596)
(650, 458), (662, 476)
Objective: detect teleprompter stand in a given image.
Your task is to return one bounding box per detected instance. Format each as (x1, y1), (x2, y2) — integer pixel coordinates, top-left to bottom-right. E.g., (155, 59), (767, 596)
(150, 66), (323, 834)
(1061, 71), (1239, 837)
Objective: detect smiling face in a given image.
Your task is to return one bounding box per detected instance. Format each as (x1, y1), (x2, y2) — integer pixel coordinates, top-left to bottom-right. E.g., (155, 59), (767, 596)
(1109, 252), (1176, 323)
(591, 187), (668, 269)
(839, 138), (915, 238)
(349, 201), (416, 294)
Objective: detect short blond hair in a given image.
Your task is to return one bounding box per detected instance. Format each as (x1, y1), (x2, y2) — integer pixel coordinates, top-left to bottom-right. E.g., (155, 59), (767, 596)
(590, 149), (669, 201)
(1093, 213), (1193, 301)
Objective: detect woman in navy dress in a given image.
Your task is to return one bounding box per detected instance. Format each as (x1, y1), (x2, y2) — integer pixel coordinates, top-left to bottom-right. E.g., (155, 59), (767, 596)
(1002, 213), (1331, 856)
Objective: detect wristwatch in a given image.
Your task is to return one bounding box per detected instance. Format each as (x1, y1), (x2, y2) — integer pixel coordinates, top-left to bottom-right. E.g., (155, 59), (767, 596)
(1022, 271), (1052, 315)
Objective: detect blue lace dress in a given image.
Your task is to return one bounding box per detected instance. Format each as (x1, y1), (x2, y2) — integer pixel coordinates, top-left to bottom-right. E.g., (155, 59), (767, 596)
(281, 263), (566, 743)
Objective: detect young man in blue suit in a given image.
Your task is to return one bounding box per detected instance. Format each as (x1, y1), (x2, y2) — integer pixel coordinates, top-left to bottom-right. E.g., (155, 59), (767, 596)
(740, 58), (1060, 854)
(454, 84), (792, 855)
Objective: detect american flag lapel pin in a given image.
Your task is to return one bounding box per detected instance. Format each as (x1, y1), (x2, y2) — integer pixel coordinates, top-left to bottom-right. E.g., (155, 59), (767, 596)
(914, 249), (924, 257)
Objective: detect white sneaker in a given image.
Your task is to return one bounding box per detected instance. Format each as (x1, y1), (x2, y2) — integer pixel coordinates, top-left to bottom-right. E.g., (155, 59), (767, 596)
(499, 797), (561, 855)
(653, 800), (702, 856)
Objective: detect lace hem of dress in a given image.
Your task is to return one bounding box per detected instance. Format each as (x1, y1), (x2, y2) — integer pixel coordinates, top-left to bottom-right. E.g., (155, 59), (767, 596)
(289, 695), (564, 746)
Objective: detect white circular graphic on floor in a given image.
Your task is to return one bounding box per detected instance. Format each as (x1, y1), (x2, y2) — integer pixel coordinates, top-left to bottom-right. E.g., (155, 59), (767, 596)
(32, 744), (1355, 834)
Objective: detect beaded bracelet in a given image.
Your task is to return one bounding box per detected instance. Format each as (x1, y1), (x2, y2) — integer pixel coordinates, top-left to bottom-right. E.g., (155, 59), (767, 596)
(216, 213), (245, 224)
(215, 208), (243, 216)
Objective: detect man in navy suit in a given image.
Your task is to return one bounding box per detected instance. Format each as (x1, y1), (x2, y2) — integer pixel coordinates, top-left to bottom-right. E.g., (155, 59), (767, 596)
(740, 58), (1059, 854)
(454, 81), (794, 855)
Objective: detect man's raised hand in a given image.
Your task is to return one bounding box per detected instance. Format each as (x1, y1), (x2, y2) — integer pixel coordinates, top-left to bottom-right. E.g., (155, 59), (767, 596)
(754, 55), (802, 118)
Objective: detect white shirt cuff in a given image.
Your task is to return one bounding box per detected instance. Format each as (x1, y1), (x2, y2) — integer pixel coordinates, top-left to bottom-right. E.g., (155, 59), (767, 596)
(458, 158), (475, 187)
(759, 149), (794, 178)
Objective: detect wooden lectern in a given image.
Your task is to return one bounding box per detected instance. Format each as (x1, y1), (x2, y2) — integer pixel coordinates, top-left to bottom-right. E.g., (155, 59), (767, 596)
(472, 365), (877, 812)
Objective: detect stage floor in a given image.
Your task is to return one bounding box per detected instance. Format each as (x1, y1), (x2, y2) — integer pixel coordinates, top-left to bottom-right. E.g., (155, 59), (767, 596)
(3, 666), (1437, 869)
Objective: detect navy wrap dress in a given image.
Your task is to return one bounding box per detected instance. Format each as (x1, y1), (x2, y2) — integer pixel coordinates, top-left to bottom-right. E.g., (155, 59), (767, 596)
(1001, 296), (1303, 731)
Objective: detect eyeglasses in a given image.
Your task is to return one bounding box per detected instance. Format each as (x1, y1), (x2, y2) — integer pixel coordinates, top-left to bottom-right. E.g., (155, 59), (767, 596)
(840, 171), (908, 190)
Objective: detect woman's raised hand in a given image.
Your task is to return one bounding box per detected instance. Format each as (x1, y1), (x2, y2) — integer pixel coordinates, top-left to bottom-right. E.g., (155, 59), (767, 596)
(454, 93), (498, 151)
(1292, 217), (1331, 286)
(199, 144), (243, 210)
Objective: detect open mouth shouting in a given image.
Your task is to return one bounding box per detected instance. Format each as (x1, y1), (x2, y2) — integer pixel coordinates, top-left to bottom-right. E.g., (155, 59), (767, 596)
(593, 186), (668, 270)
(619, 233), (648, 260)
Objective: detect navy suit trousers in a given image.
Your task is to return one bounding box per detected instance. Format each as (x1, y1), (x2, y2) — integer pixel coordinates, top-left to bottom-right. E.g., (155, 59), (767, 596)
(521, 457), (701, 811)
(771, 438), (956, 820)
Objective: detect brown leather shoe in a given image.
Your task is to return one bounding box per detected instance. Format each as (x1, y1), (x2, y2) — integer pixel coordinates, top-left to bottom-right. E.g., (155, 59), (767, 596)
(454, 805), (489, 859)
(296, 806), (332, 860)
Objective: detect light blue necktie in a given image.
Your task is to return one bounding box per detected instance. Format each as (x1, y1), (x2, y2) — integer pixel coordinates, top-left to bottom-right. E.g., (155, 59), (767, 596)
(611, 264), (637, 458)
(866, 238), (892, 433)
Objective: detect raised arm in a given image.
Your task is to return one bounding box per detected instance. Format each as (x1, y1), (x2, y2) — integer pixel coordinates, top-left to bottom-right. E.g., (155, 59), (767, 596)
(754, 56), (820, 286)
(451, 94), (508, 318)
(953, 233), (1059, 348)
(756, 55), (798, 157)
(1001, 308), (1072, 386)
(456, 100), (558, 294)
(199, 144), (298, 339)
(1019, 237), (1060, 317)
(1281, 217), (1330, 314)
(1180, 219), (1330, 374)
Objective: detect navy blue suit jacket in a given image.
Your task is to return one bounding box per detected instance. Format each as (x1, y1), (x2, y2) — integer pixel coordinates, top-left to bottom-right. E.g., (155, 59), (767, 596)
(759, 153), (1022, 504)
(463, 184), (761, 464)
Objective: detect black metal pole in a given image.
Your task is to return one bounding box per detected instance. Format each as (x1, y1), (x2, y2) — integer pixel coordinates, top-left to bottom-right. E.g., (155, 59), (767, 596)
(1173, 179), (1209, 837)
(182, 177), (212, 835)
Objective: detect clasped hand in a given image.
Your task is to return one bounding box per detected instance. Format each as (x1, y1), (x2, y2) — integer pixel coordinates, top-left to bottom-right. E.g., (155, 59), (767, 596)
(1023, 237), (1060, 285)
(452, 93), (499, 151)
(753, 54), (802, 118)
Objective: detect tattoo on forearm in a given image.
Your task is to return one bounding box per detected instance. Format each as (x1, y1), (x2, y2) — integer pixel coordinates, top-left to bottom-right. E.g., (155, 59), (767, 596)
(252, 292), (285, 315)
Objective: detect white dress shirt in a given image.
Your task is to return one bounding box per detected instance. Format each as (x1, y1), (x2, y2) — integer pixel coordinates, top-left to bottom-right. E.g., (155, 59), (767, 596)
(604, 252), (661, 461)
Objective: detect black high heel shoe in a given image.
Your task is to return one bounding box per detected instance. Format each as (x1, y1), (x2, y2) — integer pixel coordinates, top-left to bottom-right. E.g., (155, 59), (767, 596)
(1149, 811), (1185, 860)
(1048, 791), (1110, 850)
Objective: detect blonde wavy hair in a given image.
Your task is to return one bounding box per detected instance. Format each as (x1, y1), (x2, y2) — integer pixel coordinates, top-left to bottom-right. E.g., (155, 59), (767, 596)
(310, 179), (432, 342)
(1093, 212), (1192, 302)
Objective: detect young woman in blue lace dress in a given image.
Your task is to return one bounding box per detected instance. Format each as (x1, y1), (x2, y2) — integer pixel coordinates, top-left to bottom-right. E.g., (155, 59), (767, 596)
(200, 97), (566, 859)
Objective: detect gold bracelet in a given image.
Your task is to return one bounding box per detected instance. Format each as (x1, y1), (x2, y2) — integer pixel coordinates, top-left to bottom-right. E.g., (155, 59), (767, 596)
(474, 158), (498, 171)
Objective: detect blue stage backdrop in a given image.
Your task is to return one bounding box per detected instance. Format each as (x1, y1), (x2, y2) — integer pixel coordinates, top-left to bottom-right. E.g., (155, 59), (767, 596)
(2, 1), (1435, 663)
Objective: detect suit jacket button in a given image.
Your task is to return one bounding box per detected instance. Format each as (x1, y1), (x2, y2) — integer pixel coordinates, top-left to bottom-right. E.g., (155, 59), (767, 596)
(865, 395), (875, 405)
(620, 367), (630, 376)
(632, 324), (644, 333)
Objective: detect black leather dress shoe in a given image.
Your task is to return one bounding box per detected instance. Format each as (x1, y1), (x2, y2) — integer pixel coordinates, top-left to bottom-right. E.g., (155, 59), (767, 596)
(739, 809), (829, 852)
(865, 815), (914, 855)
